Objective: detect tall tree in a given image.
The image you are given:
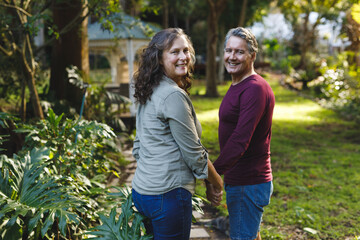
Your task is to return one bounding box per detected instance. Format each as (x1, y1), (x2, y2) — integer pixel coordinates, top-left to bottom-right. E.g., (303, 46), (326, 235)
(238, 0), (248, 27)
(277, 0), (357, 70)
(0, 0), (114, 120)
(205, 0), (227, 97)
(0, 1), (44, 119)
(50, 0), (90, 111)
(342, 3), (360, 66)
(162, 0), (169, 28)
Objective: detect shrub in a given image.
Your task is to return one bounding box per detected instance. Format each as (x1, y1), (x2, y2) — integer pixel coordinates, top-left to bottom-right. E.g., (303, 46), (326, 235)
(0, 109), (126, 238)
(0, 147), (82, 239)
(309, 52), (360, 121)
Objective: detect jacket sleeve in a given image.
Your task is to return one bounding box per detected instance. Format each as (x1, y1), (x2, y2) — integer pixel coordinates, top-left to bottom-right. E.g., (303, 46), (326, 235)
(162, 91), (208, 179)
(132, 134), (140, 161)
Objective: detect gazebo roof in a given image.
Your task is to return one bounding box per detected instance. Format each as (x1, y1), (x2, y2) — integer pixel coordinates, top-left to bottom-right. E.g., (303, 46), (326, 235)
(88, 14), (161, 40)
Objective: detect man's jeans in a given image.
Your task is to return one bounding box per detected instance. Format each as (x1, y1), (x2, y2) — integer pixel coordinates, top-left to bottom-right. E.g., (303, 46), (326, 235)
(225, 181), (273, 240)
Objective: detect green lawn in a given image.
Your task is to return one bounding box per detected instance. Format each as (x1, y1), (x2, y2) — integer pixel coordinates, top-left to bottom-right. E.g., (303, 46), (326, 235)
(191, 72), (360, 239)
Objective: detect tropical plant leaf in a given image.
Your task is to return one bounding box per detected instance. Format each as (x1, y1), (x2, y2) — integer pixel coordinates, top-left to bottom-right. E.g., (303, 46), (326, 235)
(88, 207), (122, 239)
(86, 187), (152, 240)
(0, 164), (14, 198)
(105, 91), (131, 105)
(0, 147), (82, 238)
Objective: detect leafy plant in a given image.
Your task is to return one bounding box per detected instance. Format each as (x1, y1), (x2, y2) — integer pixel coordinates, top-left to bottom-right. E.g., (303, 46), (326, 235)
(15, 108), (119, 179)
(85, 186), (152, 240)
(8, 108), (128, 235)
(67, 66), (131, 132)
(310, 52), (360, 121)
(0, 147), (82, 239)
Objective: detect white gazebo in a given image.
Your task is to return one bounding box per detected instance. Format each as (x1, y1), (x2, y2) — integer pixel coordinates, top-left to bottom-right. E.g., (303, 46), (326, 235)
(88, 15), (161, 115)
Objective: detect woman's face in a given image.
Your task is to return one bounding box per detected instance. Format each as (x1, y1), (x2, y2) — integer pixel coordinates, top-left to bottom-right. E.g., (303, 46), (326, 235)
(161, 35), (191, 83)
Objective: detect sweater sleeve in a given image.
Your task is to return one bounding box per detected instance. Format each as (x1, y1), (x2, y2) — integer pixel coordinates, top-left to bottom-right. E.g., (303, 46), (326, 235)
(213, 84), (266, 174)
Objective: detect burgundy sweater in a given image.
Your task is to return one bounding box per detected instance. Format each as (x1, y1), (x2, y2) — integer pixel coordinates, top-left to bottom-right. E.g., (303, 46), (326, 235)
(213, 74), (275, 185)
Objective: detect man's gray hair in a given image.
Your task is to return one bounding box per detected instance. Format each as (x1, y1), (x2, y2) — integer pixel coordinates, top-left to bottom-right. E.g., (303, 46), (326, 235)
(224, 27), (258, 54)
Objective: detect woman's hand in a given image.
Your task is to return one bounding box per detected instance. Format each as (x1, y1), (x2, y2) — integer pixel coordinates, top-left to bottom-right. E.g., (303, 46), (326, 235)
(205, 181), (223, 206)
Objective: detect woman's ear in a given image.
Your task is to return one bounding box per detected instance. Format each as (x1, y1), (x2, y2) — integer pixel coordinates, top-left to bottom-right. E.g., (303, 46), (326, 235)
(251, 52), (257, 62)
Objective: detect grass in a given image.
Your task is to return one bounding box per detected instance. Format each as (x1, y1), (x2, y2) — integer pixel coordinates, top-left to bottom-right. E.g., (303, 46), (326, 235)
(191, 72), (360, 239)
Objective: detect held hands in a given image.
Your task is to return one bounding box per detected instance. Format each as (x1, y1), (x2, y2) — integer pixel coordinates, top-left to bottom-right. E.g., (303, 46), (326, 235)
(205, 180), (223, 207)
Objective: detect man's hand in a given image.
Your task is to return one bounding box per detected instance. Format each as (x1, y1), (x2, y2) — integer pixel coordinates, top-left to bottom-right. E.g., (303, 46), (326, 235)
(205, 181), (223, 206)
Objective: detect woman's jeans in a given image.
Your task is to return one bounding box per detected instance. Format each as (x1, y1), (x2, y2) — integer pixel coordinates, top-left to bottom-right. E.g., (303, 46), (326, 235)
(225, 181), (273, 240)
(132, 187), (192, 240)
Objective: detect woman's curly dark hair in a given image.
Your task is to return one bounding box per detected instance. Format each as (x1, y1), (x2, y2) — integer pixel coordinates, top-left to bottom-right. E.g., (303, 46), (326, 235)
(133, 28), (195, 104)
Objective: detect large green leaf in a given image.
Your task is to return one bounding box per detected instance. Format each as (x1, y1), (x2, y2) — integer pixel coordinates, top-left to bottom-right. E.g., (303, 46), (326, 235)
(0, 147), (82, 238)
(88, 208), (122, 239)
(86, 189), (152, 240)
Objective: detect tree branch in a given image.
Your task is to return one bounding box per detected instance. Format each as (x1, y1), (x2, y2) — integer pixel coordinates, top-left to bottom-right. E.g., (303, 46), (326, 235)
(215, 0), (227, 14)
(34, 2), (97, 54)
(206, 0), (215, 10)
(21, 39), (32, 76)
(0, 44), (13, 56)
(0, 2), (32, 17)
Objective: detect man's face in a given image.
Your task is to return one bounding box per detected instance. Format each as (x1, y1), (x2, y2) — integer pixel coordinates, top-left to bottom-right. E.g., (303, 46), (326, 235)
(223, 36), (255, 79)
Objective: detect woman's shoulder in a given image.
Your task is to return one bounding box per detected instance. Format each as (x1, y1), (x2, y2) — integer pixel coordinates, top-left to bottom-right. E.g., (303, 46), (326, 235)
(155, 77), (187, 99)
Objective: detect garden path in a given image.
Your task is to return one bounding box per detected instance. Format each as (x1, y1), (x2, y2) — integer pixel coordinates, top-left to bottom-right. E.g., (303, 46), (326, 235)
(119, 144), (230, 240)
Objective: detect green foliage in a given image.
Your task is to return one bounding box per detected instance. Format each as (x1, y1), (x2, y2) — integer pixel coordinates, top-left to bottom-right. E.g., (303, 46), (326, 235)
(86, 187), (152, 240)
(12, 108), (125, 234)
(0, 112), (19, 129)
(309, 52), (360, 122)
(0, 112), (20, 153)
(284, 53), (322, 89)
(0, 147), (81, 239)
(15, 108), (118, 179)
(0, 110), (141, 238)
(0, 54), (20, 109)
(68, 66), (131, 132)
(261, 38), (292, 73)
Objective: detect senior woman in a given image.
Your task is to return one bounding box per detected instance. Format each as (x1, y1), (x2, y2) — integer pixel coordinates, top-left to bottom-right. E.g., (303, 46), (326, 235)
(131, 28), (223, 240)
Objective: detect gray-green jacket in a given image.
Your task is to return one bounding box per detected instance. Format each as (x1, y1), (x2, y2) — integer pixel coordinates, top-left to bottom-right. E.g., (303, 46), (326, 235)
(132, 76), (208, 195)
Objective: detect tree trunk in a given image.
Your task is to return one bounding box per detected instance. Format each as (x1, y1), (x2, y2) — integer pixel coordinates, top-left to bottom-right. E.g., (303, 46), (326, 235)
(238, 0), (248, 27)
(205, 0), (227, 97)
(20, 79), (26, 121)
(218, 24), (225, 84)
(50, 0), (89, 112)
(162, 0), (169, 28)
(4, 2), (44, 120)
(19, 52), (44, 119)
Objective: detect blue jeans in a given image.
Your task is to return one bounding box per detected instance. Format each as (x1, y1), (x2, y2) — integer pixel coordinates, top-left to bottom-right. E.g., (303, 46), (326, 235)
(132, 188), (192, 240)
(225, 181), (273, 240)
